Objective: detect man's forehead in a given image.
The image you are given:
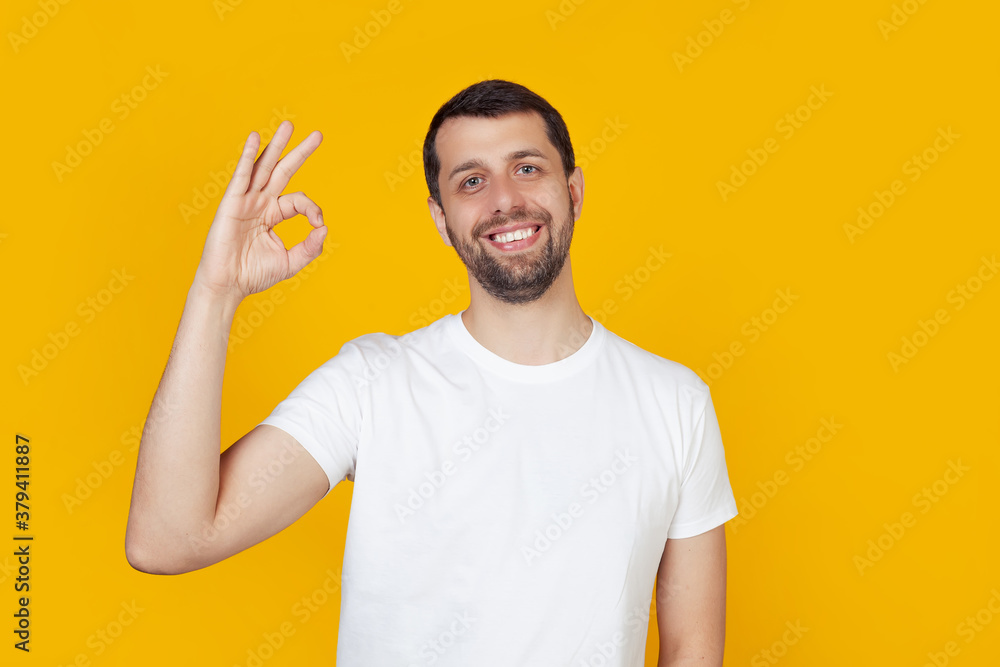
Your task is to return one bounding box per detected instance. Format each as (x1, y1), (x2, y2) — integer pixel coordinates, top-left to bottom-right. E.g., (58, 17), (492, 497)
(436, 111), (556, 167)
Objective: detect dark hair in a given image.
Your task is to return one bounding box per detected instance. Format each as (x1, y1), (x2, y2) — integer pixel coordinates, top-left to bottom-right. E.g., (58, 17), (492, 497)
(423, 79), (575, 208)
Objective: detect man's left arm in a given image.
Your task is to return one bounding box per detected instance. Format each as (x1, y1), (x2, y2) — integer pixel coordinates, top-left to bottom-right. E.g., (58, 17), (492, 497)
(655, 524), (728, 667)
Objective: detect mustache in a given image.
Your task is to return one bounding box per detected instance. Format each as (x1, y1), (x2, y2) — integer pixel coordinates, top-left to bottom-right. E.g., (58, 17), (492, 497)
(472, 207), (554, 238)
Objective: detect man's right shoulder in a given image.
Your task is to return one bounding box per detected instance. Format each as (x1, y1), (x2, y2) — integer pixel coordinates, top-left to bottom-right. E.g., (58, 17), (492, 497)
(329, 313), (454, 369)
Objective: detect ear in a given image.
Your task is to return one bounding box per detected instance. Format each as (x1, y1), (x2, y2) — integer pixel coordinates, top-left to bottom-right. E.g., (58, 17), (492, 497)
(427, 196), (453, 247)
(567, 166), (585, 222)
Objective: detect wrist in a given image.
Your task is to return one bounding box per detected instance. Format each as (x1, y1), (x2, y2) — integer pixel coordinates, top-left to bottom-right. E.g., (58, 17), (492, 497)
(188, 274), (242, 321)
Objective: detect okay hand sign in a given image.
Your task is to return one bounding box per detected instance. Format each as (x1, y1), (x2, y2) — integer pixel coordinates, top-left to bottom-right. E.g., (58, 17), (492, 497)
(193, 121), (326, 304)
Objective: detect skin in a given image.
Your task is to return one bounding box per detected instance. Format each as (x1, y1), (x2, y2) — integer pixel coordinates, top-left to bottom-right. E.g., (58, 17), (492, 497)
(124, 113), (727, 665)
(429, 112), (727, 665)
(125, 122), (331, 575)
(427, 111), (593, 365)
(655, 525), (727, 666)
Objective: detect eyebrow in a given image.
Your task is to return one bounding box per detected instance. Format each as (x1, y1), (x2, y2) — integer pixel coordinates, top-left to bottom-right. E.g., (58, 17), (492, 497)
(447, 149), (550, 182)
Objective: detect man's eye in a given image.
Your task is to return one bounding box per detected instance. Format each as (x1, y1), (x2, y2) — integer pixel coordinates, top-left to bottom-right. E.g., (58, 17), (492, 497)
(464, 177), (482, 188)
(518, 165), (537, 175)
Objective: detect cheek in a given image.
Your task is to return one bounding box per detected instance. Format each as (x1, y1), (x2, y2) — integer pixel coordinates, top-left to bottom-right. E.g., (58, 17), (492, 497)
(532, 183), (569, 213)
(443, 207), (479, 239)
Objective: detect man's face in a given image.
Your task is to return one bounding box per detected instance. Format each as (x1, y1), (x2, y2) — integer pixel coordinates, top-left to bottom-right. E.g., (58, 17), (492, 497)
(427, 111), (584, 305)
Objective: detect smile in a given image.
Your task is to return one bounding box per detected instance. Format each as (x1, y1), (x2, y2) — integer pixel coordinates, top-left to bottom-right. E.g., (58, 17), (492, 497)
(483, 224), (543, 252)
(489, 225), (539, 243)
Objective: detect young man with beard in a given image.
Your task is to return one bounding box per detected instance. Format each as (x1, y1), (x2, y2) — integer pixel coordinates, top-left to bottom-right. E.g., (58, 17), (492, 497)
(125, 80), (738, 667)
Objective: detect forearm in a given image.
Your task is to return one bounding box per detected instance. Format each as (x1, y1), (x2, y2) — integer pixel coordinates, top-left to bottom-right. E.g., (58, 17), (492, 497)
(657, 652), (723, 667)
(657, 625), (725, 667)
(125, 277), (240, 567)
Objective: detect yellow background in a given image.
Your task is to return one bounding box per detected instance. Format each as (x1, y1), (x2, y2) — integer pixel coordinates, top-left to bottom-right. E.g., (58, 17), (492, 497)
(3, 0), (998, 664)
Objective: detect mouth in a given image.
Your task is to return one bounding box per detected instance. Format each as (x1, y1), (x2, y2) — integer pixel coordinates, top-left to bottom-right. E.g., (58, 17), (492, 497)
(482, 224), (543, 252)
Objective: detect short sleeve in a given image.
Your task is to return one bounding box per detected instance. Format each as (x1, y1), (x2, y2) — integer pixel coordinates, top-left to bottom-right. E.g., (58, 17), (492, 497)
(257, 341), (365, 499)
(667, 389), (739, 539)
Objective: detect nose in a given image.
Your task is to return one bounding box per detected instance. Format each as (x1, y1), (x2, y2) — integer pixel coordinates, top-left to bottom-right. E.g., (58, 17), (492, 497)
(486, 172), (526, 216)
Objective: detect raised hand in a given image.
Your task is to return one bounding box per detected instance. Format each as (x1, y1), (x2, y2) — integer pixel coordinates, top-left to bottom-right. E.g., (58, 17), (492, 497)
(193, 120), (326, 304)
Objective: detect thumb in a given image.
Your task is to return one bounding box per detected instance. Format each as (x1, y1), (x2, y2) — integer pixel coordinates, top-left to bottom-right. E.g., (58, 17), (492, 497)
(286, 225), (328, 277)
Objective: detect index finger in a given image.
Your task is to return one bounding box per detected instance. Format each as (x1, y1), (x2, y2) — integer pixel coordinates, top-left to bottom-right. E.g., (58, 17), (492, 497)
(262, 130), (323, 196)
(224, 131), (262, 198)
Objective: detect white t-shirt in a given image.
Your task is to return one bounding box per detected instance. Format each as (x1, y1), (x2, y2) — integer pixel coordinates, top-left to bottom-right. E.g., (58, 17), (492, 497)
(258, 310), (738, 666)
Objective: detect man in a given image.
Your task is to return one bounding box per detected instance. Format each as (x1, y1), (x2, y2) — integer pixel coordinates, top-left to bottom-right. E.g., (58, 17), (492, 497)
(125, 79), (739, 666)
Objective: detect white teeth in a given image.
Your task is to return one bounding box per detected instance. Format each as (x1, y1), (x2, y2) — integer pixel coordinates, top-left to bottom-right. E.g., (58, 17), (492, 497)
(490, 226), (537, 243)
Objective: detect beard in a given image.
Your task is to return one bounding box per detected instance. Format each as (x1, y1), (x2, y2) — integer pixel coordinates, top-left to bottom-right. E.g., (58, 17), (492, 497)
(445, 199), (575, 305)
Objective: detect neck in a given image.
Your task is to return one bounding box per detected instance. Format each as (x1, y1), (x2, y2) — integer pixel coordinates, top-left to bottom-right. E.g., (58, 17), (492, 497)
(460, 258), (594, 365)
